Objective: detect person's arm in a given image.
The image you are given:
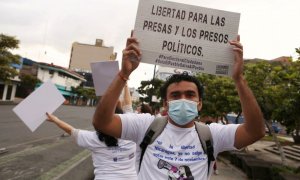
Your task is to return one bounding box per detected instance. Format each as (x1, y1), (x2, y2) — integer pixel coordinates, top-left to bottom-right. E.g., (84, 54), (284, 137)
(230, 35), (265, 149)
(93, 32), (141, 138)
(123, 83), (132, 107)
(46, 112), (74, 135)
(122, 84), (134, 113)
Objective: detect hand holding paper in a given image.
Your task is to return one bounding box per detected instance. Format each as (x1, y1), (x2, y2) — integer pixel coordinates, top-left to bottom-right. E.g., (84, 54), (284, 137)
(13, 81), (65, 132)
(121, 32), (142, 78)
(90, 61), (120, 96)
(229, 35), (244, 82)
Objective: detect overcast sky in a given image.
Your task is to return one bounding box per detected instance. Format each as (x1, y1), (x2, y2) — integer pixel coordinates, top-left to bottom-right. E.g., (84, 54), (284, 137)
(1, 0), (300, 88)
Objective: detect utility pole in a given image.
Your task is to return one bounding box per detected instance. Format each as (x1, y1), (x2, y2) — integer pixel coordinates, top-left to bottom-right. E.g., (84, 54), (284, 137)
(150, 64), (157, 108)
(152, 64), (157, 79)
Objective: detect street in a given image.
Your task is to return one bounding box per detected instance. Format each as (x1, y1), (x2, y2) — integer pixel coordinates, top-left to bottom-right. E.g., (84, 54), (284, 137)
(0, 105), (96, 179)
(0, 105), (96, 148)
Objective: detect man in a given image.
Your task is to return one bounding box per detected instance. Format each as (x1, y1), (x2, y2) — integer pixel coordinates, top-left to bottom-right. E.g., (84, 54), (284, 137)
(93, 33), (265, 179)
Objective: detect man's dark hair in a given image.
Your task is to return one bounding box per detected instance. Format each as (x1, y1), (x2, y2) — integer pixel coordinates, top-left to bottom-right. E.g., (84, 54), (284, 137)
(141, 103), (153, 114)
(160, 72), (204, 101)
(96, 106), (123, 147)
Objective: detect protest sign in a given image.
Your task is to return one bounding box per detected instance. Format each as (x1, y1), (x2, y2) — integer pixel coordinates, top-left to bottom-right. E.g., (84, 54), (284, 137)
(134, 0), (240, 76)
(13, 81), (65, 132)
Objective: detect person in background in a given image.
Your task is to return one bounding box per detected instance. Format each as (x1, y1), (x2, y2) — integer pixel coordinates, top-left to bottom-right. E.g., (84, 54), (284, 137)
(136, 103), (153, 114)
(46, 107), (137, 180)
(121, 83), (134, 113)
(153, 106), (162, 117)
(120, 79), (152, 115)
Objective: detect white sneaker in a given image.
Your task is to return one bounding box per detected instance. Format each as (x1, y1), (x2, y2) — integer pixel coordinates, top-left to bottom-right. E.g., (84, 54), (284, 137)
(214, 170), (219, 175)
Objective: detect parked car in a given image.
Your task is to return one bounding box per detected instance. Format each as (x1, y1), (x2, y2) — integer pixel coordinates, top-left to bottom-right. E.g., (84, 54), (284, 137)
(272, 122), (281, 133)
(226, 113), (244, 124)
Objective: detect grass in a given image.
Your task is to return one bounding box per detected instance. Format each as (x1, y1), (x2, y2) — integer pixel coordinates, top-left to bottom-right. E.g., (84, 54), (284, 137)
(262, 135), (295, 146)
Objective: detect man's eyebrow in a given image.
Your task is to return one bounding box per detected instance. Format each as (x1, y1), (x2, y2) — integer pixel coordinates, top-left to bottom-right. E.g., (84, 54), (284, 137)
(170, 91), (181, 95)
(185, 90), (196, 94)
(170, 90), (197, 95)
(185, 90), (197, 95)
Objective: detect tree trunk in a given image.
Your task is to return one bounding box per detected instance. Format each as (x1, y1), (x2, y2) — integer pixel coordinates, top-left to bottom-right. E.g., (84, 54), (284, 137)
(292, 134), (300, 144)
(265, 121), (272, 136)
(292, 126), (300, 144)
(235, 112), (242, 124)
(266, 120), (287, 166)
(222, 115), (229, 124)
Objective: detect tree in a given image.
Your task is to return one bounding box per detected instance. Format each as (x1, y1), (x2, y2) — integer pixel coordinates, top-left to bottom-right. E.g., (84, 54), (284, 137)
(244, 61), (275, 125)
(16, 74), (41, 97)
(137, 78), (163, 106)
(72, 86), (97, 106)
(273, 60), (300, 143)
(296, 47), (300, 60)
(0, 34), (21, 82)
(196, 73), (240, 124)
(244, 60), (289, 165)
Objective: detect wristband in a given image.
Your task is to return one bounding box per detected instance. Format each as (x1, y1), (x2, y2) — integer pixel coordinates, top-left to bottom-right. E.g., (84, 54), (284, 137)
(118, 72), (129, 82)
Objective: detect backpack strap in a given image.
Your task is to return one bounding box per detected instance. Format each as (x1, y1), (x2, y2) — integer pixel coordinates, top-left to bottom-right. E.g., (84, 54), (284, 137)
(194, 121), (215, 176)
(139, 116), (168, 171)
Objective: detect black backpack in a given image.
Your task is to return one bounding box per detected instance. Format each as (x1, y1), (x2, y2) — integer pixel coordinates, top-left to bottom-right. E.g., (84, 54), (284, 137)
(139, 116), (215, 176)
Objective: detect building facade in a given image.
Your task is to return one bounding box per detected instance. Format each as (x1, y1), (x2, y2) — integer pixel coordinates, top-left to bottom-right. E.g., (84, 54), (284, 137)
(19, 58), (86, 104)
(69, 39), (117, 72)
(0, 62), (21, 103)
(68, 39), (118, 90)
(36, 62), (85, 93)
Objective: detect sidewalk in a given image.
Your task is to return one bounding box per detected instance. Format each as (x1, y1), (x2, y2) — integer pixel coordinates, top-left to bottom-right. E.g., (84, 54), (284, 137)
(0, 135), (94, 180)
(210, 156), (248, 180)
(211, 139), (300, 180)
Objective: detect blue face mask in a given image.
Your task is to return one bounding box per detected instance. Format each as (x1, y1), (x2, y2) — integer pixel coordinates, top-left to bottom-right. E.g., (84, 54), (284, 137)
(168, 99), (199, 126)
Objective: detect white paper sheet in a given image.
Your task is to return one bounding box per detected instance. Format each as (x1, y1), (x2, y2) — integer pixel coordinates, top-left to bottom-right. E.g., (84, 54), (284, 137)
(134, 0), (240, 76)
(13, 81), (65, 132)
(90, 61), (119, 96)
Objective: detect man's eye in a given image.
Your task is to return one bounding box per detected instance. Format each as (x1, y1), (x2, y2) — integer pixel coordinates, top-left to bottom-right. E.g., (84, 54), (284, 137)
(170, 93), (180, 99)
(186, 93), (194, 97)
(171, 94), (178, 98)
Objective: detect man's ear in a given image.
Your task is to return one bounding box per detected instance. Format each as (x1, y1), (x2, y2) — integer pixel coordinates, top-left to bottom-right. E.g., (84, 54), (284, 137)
(163, 100), (168, 111)
(197, 100), (202, 111)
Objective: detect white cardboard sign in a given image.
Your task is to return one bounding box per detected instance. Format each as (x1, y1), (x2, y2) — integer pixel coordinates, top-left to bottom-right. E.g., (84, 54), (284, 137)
(13, 81), (65, 132)
(134, 0), (240, 76)
(90, 61), (119, 96)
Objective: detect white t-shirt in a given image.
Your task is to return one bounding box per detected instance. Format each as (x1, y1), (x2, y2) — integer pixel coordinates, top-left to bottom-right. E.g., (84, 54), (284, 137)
(72, 129), (138, 180)
(120, 113), (239, 180)
(122, 104), (134, 113)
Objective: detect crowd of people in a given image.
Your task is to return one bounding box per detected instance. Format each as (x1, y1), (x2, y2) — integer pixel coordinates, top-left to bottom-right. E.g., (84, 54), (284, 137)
(47, 32), (264, 180)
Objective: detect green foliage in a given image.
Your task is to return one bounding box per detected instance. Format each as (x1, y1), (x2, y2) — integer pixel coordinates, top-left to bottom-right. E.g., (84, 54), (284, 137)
(272, 60), (300, 135)
(17, 74), (41, 97)
(243, 58), (300, 138)
(296, 47), (300, 60)
(271, 165), (298, 175)
(137, 78), (163, 106)
(244, 60), (275, 121)
(20, 74), (41, 89)
(0, 34), (21, 82)
(262, 135), (288, 143)
(72, 86), (96, 100)
(196, 73), (240, 119)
